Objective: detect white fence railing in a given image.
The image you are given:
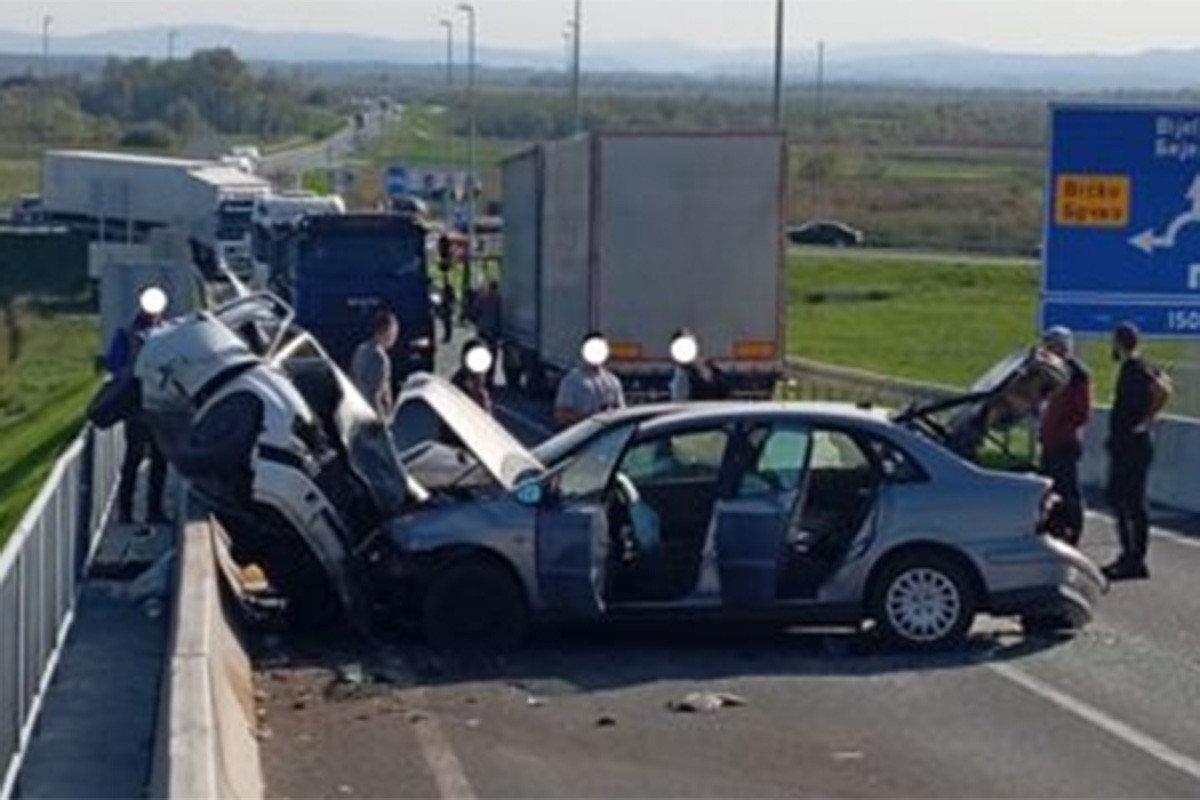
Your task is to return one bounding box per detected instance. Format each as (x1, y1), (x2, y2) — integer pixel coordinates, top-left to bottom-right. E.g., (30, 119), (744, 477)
(0, 425), (125, 799)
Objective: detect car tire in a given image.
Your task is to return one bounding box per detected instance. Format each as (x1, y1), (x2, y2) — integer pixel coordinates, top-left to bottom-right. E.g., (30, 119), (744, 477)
(870, 551), (976, 650)
(423, 559), (528, 652)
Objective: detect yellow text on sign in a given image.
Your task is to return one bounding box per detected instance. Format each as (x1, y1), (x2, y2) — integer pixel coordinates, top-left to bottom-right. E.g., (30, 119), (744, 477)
(1055, 174), (1131, 228)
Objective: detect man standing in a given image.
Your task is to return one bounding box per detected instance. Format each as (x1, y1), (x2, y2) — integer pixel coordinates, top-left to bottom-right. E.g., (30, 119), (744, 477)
(107, 287), (169, 526)
(474, 280), (502, 386)
(554, 331), (626, 428)
(450, 339), (493, 414)
(351, 308), (400, 419)
(438, 281), (457, 344)
(1038, 326), (1092, 545)
(1105, 322), (1169, 580)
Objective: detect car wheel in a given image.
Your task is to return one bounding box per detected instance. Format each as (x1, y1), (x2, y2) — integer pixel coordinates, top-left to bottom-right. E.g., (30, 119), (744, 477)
(871, 552), (976, 650)
(423, 559), (528, 652)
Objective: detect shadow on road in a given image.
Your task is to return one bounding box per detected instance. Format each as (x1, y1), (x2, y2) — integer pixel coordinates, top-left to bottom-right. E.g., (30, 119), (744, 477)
(252, 616), (1071, 702)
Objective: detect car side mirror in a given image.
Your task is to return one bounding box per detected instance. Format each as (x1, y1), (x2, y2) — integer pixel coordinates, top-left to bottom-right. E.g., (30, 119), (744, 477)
(515, 481), (546, 508)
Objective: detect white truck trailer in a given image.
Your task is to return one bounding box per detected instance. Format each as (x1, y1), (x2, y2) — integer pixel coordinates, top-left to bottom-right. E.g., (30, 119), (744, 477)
(500, 131), (786, 398)
(41, 150), (270, 268)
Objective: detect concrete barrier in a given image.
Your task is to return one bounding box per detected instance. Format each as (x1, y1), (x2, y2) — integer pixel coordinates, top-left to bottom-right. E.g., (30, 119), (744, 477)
(1082, 411), (1200, 515)
(153, 498), (263, 800)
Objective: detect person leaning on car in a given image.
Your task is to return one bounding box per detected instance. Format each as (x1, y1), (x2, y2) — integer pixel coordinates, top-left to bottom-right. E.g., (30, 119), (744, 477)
(1038, 326), (1092, 545)
(351, 308), (400, 419)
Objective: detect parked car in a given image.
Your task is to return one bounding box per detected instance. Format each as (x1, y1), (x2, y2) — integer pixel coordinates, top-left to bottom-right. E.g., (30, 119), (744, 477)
(787, 220), (865, 247)
(128, 293), (1103, 651)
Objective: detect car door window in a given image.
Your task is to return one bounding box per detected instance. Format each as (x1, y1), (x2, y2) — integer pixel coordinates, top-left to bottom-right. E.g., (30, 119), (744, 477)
(555, 426), (631, 502)
(799, 429), (879, 550)
(737, 425), (812, 498)
(620, 429), (729, 485)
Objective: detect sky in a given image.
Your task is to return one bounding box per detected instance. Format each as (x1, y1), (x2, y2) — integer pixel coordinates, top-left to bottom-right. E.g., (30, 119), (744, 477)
(1, 0), (1199, 55)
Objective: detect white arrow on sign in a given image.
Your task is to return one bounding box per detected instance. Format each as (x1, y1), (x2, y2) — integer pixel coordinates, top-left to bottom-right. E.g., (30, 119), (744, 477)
(1129, 173), (1200, 254)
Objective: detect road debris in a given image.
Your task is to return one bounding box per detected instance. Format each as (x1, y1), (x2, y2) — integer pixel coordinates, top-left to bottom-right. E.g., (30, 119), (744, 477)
(595, 714), (617, 728)
(666, 691), (748, 714)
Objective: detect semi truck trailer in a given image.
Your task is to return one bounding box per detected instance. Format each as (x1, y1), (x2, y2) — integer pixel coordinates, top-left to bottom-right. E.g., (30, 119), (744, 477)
(500, 131), (786, 399)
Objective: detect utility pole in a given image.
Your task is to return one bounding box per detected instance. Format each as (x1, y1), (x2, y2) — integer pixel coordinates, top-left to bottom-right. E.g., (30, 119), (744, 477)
(41, 15), (52, 151)
(813, 40), (825, 216)
(456, 2), (477, 298)
(771, 0), (785, 128)
(571, 0), (582, 132)
(168, 28), (179, 62)
(563, 22), (573, 89)
(439, 18), (454, 221)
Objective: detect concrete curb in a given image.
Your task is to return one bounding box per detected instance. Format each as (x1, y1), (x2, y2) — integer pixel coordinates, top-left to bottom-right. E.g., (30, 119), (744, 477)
(152, 496), (263, 799)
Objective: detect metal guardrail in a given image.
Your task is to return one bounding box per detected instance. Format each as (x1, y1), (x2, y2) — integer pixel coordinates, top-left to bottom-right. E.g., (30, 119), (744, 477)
(0, 425), (124, 799)
(780, 356), (960, 408)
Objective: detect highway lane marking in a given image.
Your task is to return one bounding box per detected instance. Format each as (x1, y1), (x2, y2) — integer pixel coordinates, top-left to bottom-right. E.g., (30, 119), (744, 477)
(392, 658), (478, 800)
(1085, 510), (1200, 550)
(989, 662), (1200, 784)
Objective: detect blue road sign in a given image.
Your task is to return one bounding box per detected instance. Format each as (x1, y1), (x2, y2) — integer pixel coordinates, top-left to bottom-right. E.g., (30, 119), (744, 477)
(1042, 104), (1200, 337)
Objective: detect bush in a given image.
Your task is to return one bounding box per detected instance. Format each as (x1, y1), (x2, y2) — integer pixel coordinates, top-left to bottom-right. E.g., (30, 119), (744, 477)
(118, 121), (174, 149)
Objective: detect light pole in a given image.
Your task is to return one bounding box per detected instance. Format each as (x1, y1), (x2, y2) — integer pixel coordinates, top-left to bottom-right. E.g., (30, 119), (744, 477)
(570, 0), (582, 132)
(168, 28), (179, 61)
(41, 15), (52, 150)
(563, 22), (573, 84)
(813, 41), (825, 215)
(771, 0), (785, 129)
(456, 2), (477, 297)
(439, 18), (454, 221)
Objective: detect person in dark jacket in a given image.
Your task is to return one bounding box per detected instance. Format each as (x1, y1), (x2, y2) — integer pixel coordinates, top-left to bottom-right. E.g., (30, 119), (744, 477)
(473, 280), (502, 387)
(450, 339), (493, 414)
(1105, 322), (1161, 580)
(1038, 326), (1092, 545)
(107, 287), (169, 526)
(438, 281), (457, 344)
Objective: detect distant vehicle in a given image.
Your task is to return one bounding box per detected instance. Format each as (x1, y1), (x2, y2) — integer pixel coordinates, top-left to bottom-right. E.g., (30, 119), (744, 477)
(389, 195), (430, 218)
(787, 220), (865, 247)
(501, 132), (786, 399)
(124, 296), (1104, 652)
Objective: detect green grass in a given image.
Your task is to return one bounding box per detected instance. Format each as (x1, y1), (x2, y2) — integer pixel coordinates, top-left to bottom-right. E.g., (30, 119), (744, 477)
(786, 253), (1187, 401)
(0, 158), (38, 208)
(879, 157), (1020, 182)
(0, 312), (101, 547)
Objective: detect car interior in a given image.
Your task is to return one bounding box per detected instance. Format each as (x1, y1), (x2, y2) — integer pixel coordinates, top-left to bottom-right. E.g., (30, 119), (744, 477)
(777, 428), (883, 599)
(604, 428), (731, 603)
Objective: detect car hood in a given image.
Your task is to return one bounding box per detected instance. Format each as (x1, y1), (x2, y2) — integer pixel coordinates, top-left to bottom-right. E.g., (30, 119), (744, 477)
(391, 373), (543, 491)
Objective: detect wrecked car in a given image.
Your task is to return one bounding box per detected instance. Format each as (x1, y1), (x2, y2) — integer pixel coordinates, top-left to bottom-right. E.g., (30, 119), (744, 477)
(130, 293), (1104, 651)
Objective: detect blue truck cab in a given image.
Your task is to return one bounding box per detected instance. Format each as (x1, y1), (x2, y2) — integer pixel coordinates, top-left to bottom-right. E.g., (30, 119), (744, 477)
(283, 213), (436, 387)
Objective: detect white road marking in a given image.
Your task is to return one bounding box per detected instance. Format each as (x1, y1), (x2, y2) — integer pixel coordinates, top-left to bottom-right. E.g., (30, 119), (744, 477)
(989, 662), (1200, 784)
(1085, 510), (1200, 550)
(392, 658), (478, 800)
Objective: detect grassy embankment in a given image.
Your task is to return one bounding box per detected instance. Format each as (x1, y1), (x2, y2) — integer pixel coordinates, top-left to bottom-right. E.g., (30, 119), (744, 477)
(787, 253), (1186, 402)
(0, 311), (100, 547)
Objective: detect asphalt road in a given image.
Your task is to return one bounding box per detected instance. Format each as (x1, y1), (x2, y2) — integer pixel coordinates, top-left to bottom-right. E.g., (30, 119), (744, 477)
(259, 106), (396, 186)
(256, 362), (1200, 799)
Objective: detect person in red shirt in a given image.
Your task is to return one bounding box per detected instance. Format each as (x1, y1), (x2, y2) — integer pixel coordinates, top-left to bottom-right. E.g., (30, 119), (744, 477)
(1039, 326), (1092, 545)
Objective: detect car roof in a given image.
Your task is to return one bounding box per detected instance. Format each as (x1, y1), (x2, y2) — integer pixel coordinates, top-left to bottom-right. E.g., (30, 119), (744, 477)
(633, 401), (895, 433)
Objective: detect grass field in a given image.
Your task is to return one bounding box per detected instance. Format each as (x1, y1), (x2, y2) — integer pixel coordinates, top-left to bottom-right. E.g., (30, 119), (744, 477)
(0, 157), (38, 208)
(787, 253), (1188, 402)
(0, 312), (101, 548)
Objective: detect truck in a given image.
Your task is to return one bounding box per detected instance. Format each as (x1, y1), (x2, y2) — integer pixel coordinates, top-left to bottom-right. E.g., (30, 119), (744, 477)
(250, 190), (347, 289)
(271, 213), (436, 384)
(40, 150), (270, 272)
(500, 131), (786, 398)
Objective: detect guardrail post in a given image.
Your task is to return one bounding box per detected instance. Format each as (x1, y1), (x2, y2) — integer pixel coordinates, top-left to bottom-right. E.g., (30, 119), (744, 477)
(74, 428), (95, 579)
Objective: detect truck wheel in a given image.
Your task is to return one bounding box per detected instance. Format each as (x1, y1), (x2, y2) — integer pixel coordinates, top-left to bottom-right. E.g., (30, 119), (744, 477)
(870, 551), (976, 650)
(423, 559), (528, 652)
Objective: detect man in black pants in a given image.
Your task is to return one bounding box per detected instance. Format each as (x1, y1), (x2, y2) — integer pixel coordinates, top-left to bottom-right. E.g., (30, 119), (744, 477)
(1105, 322), (1160, 581)
(106, 288), (170, 526)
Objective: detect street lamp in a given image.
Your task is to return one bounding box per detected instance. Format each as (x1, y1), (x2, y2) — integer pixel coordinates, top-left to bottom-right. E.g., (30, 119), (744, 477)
(456, 2), (477, 299)
(168, 28), (179, 61)
(570, 0), (582, 132)
(439, 18), (454, 222)
(772, 0), (785, 128)
(41, 15), (52, 149)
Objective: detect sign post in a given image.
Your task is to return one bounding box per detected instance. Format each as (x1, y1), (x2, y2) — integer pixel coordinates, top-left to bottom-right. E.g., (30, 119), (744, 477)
(1043, 104), (1200, 338)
